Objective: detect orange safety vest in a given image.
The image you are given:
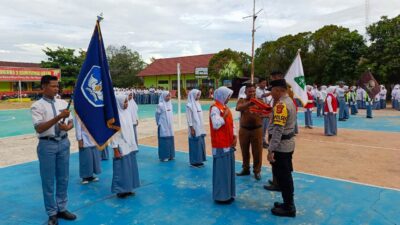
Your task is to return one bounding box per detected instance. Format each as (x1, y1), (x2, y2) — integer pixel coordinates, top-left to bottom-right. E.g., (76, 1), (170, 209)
(209, 101), (234, 148)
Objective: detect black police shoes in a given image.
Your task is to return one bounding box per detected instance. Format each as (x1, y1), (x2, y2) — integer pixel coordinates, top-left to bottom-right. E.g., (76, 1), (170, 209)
(57, 210), (77, 220)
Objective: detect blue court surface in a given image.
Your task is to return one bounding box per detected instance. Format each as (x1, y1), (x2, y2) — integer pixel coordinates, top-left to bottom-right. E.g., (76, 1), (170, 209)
(297, 112), (400, 132)
(1, 146), (399, 225)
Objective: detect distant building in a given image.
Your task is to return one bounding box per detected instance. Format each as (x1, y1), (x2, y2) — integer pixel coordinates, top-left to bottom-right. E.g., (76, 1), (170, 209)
(138, 53), (215, 90)
(0, 61), (60, 94)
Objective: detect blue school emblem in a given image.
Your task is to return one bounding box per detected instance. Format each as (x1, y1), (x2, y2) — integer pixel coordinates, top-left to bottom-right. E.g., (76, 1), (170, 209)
(81, 65), (104, 107)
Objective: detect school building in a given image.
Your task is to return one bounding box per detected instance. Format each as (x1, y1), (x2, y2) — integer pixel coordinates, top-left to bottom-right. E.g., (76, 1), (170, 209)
(138, 53), (215, 90)
(0, 61), (61, 95)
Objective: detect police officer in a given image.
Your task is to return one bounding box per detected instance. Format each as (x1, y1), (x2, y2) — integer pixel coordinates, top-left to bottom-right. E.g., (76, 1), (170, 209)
(266, 78), (297, 217)
(31, 75), (76, 225)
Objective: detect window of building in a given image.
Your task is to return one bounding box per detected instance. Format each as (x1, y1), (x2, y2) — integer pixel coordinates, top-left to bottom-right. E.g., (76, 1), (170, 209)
(186, 80), (198, 90)
(172, 80), (183, 90)
(158, 80), (168, 85)
(12, 82), (28, 91)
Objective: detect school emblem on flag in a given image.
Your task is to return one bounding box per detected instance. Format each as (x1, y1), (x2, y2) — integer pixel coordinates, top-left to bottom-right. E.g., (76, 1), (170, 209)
(294, 76), (306, 90)
(81, 65), (104, 107)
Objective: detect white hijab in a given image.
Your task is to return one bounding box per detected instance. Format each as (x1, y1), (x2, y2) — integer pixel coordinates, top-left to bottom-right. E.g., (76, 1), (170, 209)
(156, 91), (174, 137)
(214, 86), (233, 105)
(186, 89), (205, 136)
(187, 89), (202, 112)
(158, 91), (172, 112)
(128, 91), (139, 125)
(327, 86), (337, 94)
(116, 94), (135, 147)
(238, 86), (246, 99)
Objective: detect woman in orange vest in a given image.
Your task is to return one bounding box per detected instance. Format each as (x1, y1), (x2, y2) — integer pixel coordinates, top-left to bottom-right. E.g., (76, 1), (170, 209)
(209, 86), (237, 204)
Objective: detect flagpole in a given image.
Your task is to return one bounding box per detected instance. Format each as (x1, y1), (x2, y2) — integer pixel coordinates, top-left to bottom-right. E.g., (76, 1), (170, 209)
(177, 63), (182, 129)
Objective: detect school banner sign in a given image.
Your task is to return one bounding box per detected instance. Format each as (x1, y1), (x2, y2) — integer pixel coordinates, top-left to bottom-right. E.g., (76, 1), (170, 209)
(0, 67), (61, 81)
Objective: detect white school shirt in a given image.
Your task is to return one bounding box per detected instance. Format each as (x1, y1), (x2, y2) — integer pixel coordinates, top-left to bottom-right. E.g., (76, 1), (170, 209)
(110, 129), (138, 156)
(256, 87), (272, 104)
(75, 117), (95, 148)
(337, 88), (345, 98)
(356, 88), (363, 101)
(156, 103), (174, 137)
(31, 97), (73, 138)
(379, 89), (387, 100)
(186, 106), (206, 137)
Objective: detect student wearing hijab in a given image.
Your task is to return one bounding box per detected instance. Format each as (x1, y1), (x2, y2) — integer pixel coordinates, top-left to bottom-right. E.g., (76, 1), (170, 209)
(156, 91), (175, 162)
(209, 86), (237, 204)
(111, 95), (140, 198)
(128, 91), (139, 145)
(304, 85), (314, 128)
(324, 86), (338, 136)
(75, 117), (101, 184)
(186, 89), (207, 168)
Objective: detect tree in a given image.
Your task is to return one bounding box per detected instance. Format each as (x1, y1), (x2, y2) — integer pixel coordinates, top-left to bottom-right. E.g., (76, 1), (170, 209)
(106, 45), (146, 87)
(254, 25), (367, 85)
(41, 47), (85, 88)
(254, 32), (311, 79)
(364, 15), (400, 84)
(208, 49), (244, 87)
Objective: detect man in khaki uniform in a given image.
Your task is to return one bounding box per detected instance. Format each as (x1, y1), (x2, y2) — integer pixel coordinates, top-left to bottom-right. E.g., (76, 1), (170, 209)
(236, 84), (263, 180)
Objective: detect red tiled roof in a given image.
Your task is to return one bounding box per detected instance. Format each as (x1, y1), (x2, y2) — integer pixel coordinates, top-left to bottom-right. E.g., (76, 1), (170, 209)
(138, 53), (215, 77)
(0, 61), (41, 68)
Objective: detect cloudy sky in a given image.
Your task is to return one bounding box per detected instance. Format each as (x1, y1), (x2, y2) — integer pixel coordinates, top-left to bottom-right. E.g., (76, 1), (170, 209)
(0, 0), (399, 63)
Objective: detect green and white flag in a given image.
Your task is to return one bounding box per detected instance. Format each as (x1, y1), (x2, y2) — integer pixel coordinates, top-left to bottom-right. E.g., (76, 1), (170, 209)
(285, 52), (307, 106)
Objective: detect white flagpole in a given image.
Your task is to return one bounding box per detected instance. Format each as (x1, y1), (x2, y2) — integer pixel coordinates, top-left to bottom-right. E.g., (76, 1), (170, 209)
(177, 63), (181, 129)
(18, 80), (22, 102)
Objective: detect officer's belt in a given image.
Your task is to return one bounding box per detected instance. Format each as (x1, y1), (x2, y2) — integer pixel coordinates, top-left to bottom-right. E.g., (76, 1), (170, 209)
(39, 134), (68, 142)
(240, 125), (262, 130)
(268, 132), (294, 141)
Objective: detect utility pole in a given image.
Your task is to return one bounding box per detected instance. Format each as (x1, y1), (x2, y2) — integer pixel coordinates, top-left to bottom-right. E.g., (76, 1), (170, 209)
(244, 0), (262, 84)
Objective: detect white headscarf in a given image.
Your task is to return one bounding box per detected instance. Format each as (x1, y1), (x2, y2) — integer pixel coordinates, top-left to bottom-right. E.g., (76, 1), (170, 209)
(214, 86), (233, 105)
(116, 94), (135, 147)
(327, 86), (337, 94)
(186, 89), (205, 136)
(238, 86), (246, 99)
(128, 91), (139, 125)
(158, 91), (172, 111)
(156, 91), (174, 137)
(187, 89), (202, 112)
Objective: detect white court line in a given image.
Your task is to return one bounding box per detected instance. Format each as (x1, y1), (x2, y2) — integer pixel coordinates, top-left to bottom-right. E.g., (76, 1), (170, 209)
(0, 133), (36, 140)
(299, 138), (399, 151)
(138, 144), (400, 192)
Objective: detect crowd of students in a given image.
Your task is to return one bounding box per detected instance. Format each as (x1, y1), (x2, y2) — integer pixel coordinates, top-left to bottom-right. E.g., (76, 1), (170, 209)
(32, 75), (399, 224)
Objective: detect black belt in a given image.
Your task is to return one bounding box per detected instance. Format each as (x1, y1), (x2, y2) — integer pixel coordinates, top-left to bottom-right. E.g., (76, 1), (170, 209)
(268, 132), (294, 141)
(240, 125), (262, 130)
(39, 134), (68, 141)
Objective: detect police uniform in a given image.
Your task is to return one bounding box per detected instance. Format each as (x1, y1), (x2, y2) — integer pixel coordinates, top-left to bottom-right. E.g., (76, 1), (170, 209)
(268, 93), (296, 216)
(31, 97), (73, 217)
